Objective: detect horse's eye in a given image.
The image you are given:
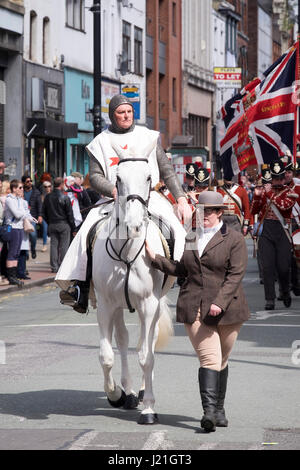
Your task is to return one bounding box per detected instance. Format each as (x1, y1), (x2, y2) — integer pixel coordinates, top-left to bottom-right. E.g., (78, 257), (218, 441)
(147, 175), (151, 182)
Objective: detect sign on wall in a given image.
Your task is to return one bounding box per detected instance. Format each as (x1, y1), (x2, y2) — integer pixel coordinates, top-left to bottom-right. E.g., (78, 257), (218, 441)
(214, 67), (242, 88)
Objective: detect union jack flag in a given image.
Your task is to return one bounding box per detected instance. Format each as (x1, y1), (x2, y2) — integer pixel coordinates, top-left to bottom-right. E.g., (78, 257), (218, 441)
(220, 42), (298, 178)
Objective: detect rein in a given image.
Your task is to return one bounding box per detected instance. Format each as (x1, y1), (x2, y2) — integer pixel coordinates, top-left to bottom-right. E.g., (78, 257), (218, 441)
(105, 157), (151, 313)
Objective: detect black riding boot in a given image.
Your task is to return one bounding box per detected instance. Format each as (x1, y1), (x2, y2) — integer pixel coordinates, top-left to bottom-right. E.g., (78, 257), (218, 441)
(215, 365), (229, 427)
(60, 280), (90, 314)
(198, 367), (219, 432)
(7, 267), (24, 288)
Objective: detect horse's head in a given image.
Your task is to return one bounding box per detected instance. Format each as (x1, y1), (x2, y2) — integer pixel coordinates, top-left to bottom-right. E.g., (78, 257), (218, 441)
(116, 158), (152, 239)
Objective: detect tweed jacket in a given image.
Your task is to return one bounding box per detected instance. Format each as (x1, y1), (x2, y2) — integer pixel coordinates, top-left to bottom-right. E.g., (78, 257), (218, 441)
(152, 223), (250, 326)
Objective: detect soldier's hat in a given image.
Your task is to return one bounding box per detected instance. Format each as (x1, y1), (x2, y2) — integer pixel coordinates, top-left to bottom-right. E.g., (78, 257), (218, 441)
(195, 167), (210, 186)
(185, 163), (197, 178)
(270, 159), (285, 177)
(261, 167), (272, 183)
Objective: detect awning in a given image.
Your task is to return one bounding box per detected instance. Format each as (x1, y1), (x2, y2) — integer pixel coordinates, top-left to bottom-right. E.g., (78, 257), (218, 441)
(26, 117), (78, 139)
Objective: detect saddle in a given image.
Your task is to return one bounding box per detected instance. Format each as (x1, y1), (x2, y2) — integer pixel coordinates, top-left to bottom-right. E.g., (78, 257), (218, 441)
(86, 212), (175, 281)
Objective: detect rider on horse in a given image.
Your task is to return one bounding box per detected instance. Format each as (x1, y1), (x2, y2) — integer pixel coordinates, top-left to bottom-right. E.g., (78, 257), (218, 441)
(57, 94), (191, 313)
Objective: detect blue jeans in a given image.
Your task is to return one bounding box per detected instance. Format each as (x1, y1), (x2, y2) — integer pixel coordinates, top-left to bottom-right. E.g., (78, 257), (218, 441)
(42, 219), (48, 245)
(17, 250), (28, 278)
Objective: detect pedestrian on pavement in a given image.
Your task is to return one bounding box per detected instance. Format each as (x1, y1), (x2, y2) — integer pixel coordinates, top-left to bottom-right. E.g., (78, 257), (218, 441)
(22, 175), (43, 259)
(0, 180), (9, 285)
(145, 191), (250, 433)
(42, 177), (75, 273)
(0, 161), (6, 182)
(69, 171), (92, 223)
(40, 180), (53, 252)
(82, 173), (100, 205)
(251, 159), (299, 310)
(4, 180), (29, 287)
(17, 191), (36, 280)
(0, 180), (11, 284)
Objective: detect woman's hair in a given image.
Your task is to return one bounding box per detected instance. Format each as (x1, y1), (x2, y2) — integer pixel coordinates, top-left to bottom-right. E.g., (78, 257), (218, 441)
(10, 179), (22, 192)
(0, 180), (10, 195)
(82, 173), (90, 189)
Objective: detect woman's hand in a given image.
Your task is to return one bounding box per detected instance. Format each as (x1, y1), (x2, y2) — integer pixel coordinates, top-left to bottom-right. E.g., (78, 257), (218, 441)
(176, 196), (192, 224)
(145, 240), (156, 262)
(209, 304), (222, 317)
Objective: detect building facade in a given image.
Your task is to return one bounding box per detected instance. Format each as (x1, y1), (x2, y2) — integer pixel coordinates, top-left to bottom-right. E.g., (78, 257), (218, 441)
(146, 0), (182, 150)
(0, 0), (24, 179)
(182, 0), (215, 165)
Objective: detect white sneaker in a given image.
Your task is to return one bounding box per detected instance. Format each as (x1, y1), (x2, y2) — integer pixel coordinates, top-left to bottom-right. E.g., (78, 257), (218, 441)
(41, 246), (47, 252)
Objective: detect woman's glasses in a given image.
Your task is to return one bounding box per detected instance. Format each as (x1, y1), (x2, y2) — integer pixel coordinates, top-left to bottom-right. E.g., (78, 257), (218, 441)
(204, 208), (218, 215)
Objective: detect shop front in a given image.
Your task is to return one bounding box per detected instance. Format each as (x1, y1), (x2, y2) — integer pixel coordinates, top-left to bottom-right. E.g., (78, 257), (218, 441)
(24, 61), (77, 183)
(65, 68), (120, 176)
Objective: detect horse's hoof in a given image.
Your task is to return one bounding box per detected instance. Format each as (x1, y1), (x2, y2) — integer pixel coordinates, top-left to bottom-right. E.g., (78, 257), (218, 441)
(138, 413), (159, 425)
(107, 389), (126, 408)
(138, 389), (144, 403)
(123, 393), (139, 410)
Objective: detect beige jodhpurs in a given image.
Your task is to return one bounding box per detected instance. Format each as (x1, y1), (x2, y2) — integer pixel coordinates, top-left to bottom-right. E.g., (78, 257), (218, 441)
(185, 312), (242, 371)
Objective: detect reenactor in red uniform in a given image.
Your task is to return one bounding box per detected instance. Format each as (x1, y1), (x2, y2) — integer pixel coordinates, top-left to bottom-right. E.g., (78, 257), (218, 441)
(282, 156), (300, 296)
(251, 159), (299, 310)
(217, 177), (251, 235)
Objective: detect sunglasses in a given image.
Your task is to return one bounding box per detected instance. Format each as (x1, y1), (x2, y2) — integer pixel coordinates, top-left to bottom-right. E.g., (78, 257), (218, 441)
(204, 208), (219, 215)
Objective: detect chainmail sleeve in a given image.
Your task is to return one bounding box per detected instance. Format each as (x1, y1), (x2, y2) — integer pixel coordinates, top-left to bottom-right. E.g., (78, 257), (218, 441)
(156, 142), (186, 201)
(88, 153), (115, 198)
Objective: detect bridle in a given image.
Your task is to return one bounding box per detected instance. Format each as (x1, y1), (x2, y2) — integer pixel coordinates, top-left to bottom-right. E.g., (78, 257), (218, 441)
(105, 158), (152, 312)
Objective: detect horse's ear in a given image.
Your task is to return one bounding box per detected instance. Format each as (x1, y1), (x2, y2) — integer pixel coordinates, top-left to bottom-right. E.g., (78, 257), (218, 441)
(131, 139), (156, 160)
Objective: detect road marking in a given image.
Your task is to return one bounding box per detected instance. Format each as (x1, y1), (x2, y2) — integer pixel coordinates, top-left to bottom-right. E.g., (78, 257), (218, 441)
(197, 443), (218, 450)
(68, 430), (99, 450)
(142, 431), (169, 450)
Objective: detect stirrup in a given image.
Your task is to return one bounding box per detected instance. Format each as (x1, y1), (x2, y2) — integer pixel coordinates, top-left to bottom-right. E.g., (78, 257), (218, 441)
(59, 285), (80, 307)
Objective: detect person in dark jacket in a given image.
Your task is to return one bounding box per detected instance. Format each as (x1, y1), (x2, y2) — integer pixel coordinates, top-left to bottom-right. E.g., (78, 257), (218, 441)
(145, 191), (250, 433)
(42, 177), (75, 273)
(22, 175), (43, 259)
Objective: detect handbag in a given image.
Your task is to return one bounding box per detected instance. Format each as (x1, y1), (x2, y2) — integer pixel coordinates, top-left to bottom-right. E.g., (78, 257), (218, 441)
(0, 223), (12, 242)
(23, 218), (35, 233)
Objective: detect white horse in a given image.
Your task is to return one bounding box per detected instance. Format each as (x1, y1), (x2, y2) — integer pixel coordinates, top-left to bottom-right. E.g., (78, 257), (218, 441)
(92, 148), (175, 424)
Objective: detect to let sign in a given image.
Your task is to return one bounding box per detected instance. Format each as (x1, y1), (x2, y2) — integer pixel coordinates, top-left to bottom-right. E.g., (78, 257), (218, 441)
(214, 67), (242, 88)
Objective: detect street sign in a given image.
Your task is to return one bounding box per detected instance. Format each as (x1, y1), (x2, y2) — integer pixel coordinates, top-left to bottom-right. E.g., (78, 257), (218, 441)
(214, 67), (242, 88)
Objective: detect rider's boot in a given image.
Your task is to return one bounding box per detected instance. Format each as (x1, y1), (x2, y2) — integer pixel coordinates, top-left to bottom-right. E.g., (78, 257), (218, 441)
(60, 280), (90, 314)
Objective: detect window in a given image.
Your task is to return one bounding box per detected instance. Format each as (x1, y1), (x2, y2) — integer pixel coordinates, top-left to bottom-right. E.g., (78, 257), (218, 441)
(29, 10), (37, 61)
(122, 21), (131, 73)
(186, 114), (208, 147)
(172, 2), (176, 36)
(66, 0), (85, 31)
(43, 17), (50, 65)
(172, 78), (176, 112)
(134, 26), (143, 75)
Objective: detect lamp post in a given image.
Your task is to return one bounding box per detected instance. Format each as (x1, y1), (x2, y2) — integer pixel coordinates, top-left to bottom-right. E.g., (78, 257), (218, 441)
(90, 0), (102, 137)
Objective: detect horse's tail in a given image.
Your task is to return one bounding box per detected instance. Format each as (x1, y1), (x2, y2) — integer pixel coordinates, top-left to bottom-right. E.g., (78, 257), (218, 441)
(155, 296), (174, 351)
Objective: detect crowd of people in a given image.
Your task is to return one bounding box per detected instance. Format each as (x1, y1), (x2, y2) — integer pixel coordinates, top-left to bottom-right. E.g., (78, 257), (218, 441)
(0, 164), (99, 287)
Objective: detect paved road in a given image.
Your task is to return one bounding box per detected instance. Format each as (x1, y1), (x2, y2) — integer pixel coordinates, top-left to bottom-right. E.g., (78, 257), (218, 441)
(0, 242), (300, 452)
